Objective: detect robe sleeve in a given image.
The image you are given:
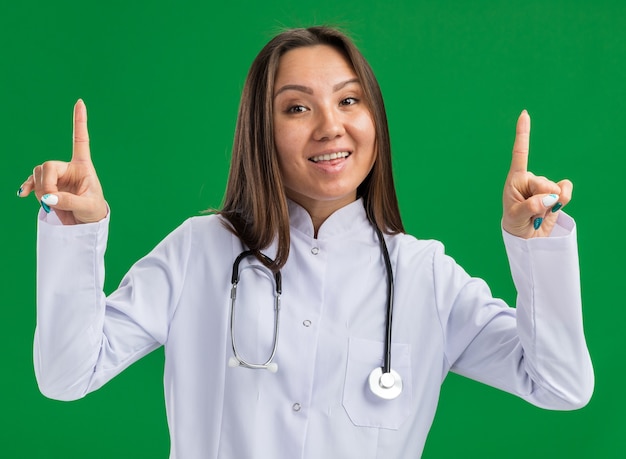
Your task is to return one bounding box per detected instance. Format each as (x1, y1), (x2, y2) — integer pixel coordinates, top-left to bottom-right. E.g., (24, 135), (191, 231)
(437, 212), (594, 409)
(34, 208), (192, 401)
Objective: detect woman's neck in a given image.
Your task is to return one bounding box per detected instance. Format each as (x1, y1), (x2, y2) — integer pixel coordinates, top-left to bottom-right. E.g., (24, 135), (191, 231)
(286, 192), (357, 237)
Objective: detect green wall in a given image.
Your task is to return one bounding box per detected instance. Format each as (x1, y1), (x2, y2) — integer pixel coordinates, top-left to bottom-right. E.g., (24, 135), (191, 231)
(3, 0), (624, 457)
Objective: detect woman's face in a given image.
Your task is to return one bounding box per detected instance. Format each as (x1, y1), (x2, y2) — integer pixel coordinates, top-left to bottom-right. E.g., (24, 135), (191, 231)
(273, 45), (376, 217)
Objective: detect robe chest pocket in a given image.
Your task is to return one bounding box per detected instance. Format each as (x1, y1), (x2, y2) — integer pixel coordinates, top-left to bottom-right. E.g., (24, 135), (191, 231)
(342, 337), (413, 430)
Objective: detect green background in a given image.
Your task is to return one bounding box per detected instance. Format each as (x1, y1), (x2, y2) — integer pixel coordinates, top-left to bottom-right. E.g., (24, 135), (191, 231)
(2, 0), (624, 457)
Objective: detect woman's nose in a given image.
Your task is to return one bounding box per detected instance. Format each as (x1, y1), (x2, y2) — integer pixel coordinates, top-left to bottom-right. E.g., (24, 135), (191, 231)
(313, 107), (346, 141)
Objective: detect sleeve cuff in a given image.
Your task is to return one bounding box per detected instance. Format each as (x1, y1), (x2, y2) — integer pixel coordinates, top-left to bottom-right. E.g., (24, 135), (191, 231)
(502, 212), (576, 252)
(38, 204), (110, 228)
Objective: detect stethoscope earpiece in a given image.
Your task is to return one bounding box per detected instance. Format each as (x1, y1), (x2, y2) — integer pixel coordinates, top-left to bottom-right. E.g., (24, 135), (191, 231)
(266, 362), (278, 373)
(228, 356), (279, 373)
(368, 367), (403, 400)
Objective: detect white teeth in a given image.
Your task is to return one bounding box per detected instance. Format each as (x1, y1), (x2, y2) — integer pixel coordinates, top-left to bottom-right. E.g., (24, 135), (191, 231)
(310, 151), (350, 163)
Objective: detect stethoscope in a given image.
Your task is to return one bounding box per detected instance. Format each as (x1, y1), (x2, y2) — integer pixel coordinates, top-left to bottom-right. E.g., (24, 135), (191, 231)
(228, 224), (403, 400)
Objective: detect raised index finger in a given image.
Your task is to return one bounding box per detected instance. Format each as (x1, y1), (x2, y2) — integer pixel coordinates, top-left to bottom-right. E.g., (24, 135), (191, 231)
(72, 99), (91, 162)
(510, 110), (530, 173)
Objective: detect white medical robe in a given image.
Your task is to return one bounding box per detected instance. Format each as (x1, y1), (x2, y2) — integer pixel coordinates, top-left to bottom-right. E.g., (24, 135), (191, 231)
(34, 199), (594, 458)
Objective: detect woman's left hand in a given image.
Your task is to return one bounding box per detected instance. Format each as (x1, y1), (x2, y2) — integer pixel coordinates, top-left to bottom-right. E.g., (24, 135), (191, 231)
(502, 110), (572, 239)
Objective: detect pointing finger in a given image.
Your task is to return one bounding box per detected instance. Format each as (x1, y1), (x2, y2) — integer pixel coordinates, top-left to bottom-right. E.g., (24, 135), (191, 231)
(510, 110), (530, 174)
(72, 99), (91, 163)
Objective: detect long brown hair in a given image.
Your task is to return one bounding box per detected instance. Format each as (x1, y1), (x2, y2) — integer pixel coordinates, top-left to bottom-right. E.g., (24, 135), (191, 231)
(219, 26), (404, 271)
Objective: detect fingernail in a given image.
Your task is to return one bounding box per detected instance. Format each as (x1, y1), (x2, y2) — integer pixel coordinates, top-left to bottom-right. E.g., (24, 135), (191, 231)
(41, 201), (51, 213)
(551, 202), (563, 213)
(542, 194), (559, 207)
(42, 194), (59, 206)
(17, 187), (23, 197)
(533, 217), (543, 230)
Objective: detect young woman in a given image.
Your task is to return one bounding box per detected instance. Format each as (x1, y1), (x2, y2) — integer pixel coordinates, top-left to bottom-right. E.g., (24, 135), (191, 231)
(19, 27), (593, 458)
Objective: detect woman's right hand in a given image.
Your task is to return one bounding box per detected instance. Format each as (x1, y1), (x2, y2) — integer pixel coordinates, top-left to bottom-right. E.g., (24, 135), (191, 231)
(17, 99), (108, 225)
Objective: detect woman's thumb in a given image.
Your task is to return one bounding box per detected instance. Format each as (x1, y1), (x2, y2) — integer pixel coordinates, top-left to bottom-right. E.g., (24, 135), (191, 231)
(41, 192), (107, 222)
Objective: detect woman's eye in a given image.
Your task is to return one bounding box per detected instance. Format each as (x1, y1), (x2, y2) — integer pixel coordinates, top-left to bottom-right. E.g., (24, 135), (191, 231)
(340, 97), (359, 106)
(287, 105), (307, 114)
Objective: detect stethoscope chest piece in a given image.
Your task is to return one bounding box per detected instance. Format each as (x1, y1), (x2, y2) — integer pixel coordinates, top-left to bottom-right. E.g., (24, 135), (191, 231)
(368, 367), (403, 400)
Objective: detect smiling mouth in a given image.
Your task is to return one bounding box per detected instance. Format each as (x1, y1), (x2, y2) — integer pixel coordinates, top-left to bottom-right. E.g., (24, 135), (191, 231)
(309, 151), (351, 163)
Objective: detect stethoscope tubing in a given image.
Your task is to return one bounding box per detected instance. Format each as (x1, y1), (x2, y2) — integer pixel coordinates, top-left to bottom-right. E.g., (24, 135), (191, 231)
(229, 223), (402, 399)
(230, 250), (282, 371)
(374, 225), (395, 376)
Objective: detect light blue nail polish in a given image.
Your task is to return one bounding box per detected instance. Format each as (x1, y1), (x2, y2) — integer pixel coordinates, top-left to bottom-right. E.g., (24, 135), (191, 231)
(533, 217), (543, 230)
(41, 200), (51, 213)
(551, 202), (563, 213)
(17, 187), (23, 197)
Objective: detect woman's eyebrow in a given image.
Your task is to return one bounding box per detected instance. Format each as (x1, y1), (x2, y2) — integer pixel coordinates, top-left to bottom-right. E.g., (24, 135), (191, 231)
(333, 78), (360, 92)
(274, 84), (313, 98)
(274, 78), (361, 98)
